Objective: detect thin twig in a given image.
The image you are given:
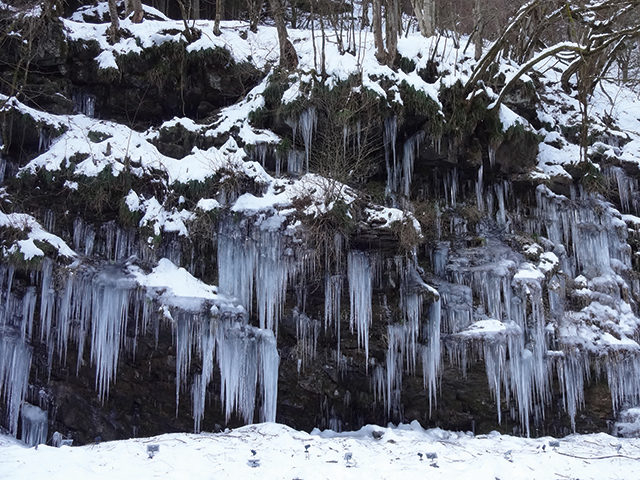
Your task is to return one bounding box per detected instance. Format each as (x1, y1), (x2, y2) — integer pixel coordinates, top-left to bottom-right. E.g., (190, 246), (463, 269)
(555, 451), (640, 461)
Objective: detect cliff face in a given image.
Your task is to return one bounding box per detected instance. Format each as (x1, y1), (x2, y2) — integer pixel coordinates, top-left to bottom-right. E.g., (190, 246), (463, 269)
(1, 4), (640, 445)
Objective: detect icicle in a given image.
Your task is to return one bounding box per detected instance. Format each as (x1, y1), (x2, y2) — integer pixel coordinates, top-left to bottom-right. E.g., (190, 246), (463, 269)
(2, 265), (14, 325)
(275, 149), (282, 177)
(255, 231), (294, 334)
(385, 324), (405, 416)
(73, 218), (96, 256)
(258, 327), (279, 423)
(555, 351), (590, 431)
(294, 309), (319, 370)
(215, 321), (279, 424)
(0, 332), (31, 436)
(218, 218), (300, 335)
(287, 150), (305, 176)
(476, 163), (484, 212)
(383, 117), (398, 200)
(488, 144), (496, 168)
(482, 341), (508, 424)
(605, 354), (640, 414)
(89, 268), (134, 402)
(37, 128), (51, 152)
(372, 364), (387, 408)
(438, 282), (473, 334)
(251, 143), (269, 168)
(299, 107), (317, 173)
(324, 274), (343, 331)
(422, 299), (441, 413)
(20, 287), (37, 341)
(534, 185), (631, 278)
(444, 168), (458, 206)
(495, 182), (507, 227)
(190, 316), (215, 433)
(432, 242), (449, 277)
(43, 210), (55, 232)
(0, 130), (5, 184)
(324, 274), (343, 362)
(605, 165), (640, 215)
(39, 258), (55, 348)
(217, 220), (256, 315)
(20, 403), (48, 447)
(347, 251), (372, 363)
(400, 132), (425, 198)
(73, 91), (96, 118)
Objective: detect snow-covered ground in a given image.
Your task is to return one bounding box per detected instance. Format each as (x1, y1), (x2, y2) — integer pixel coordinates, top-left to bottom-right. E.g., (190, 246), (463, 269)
(1, 422), (638, 479)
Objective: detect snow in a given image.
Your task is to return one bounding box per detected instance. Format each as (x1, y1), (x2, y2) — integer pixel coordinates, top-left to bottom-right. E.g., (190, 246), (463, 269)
(130, 258), (217, 303)
(499, 104), (531, 131)
(455, 319), (521, 340)
(0, 211), (76, 260)
(2, 0), (640, 450)
(195, 198), (221, 211)
(95, 50), (118, 70)
(138, 197), (194, 237)
(1, 423), (639, 480)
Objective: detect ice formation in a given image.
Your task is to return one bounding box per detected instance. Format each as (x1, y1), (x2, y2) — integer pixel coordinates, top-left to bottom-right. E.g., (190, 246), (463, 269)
(293, 309), (320, 371)
(288, 108), (317, 174)
(72, 91), (96, 118)
(0, 248), (282, 439)
(0, 332), (31, 436)
(430, 175), (640, 435)
(347, 251), (373, 363)
(217, 217), (301, 334)
(371, 258), (441, 417)
(183, 314), (279, 432)
(20, 403), (48, 447)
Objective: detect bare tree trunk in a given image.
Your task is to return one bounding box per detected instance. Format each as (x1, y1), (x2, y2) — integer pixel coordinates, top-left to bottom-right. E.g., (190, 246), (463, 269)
(108, 0), (120, 42)
(248, 0), (261, 33)
(177, 0), (199, 42)
(384, 0), (399, 66)
(373, 0), (384, 62)
(191, 0), (200, 20)
(410, 0), (435, 37)
(473, 0), (483, 61)
(320, 9), (327, 78)
(125, 0), (144, 23)
(372, 0), (399, 66)
(362, 0), (369, 28)
(311, 0), (317, 70)
(269, 0), (298, 70)
(214, 0), (222, 35)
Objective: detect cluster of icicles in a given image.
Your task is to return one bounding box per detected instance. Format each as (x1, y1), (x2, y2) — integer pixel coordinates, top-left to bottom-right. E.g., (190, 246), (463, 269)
(0, 253), (279, 440)
(2, 107), (640, 443)
(0, 210), (443, 443)
(436, 179), (640, 435)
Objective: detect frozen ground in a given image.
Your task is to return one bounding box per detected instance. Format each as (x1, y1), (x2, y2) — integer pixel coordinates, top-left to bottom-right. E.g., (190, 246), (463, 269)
(0, 422), (638, 480)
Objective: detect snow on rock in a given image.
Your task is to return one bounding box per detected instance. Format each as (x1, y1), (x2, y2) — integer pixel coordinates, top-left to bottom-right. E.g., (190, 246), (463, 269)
(0, 211), (75, 261)
(499, 104), (531, 131)
(615, 407), (640, 437)
(130, 258), (217, 304)
(454, 319), (521, 340)
(138, 197), (194, 237)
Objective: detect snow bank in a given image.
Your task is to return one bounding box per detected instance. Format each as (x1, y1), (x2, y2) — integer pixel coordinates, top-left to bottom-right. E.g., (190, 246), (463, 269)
(1, 422), (638, 480)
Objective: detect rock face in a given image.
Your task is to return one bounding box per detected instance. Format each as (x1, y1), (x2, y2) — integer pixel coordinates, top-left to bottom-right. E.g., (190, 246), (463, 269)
(1, 6), (640, 446)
